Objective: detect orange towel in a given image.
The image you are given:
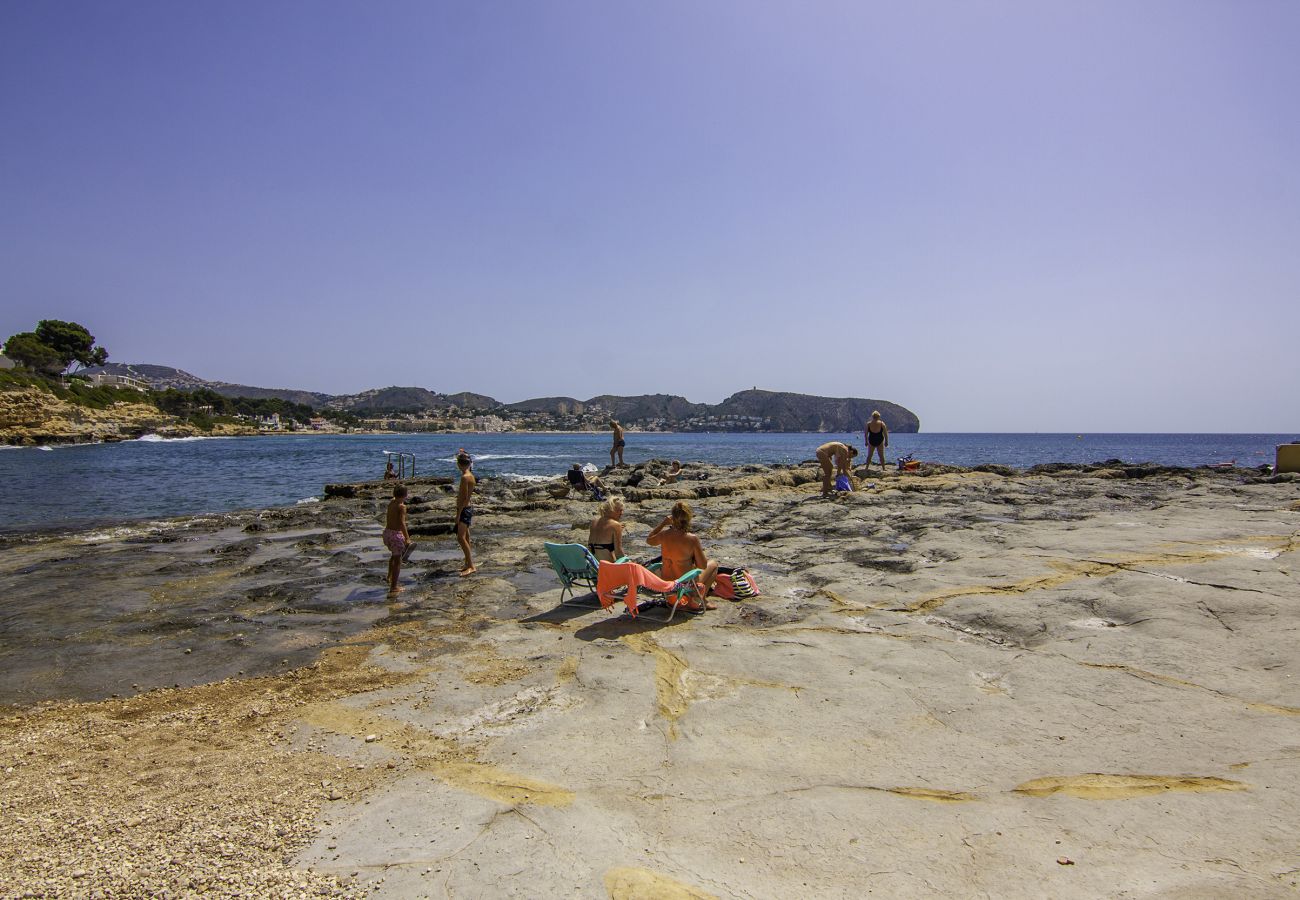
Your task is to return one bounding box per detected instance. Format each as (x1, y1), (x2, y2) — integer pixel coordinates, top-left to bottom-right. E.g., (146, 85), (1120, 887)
(596, 561), (683, 618)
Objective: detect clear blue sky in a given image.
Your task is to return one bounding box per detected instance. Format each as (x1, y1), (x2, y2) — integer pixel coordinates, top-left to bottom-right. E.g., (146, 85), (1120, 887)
(2, 1), (1297, 431)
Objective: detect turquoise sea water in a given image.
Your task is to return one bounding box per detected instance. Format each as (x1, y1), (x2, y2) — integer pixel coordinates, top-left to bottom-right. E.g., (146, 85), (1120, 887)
(1, 432), (1293, 533)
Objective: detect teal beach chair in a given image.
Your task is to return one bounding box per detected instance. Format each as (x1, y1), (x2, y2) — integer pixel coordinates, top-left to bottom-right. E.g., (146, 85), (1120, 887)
(544, 542), (629, 604)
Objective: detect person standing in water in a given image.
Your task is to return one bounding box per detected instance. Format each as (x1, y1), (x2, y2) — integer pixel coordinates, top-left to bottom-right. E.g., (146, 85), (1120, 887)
(865, 411), (889, 470)
(609, 420), (626, 468)
(455, 449), (476, 576)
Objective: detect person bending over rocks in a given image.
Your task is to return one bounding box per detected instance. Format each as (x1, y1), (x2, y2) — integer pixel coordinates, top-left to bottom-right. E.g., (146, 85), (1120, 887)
(816, 441), (859, 497)
(647, 500), (718, 611)
(383, 484), (414, 595)
(455, 450), (476, 576)
(588, 496), (626, 562)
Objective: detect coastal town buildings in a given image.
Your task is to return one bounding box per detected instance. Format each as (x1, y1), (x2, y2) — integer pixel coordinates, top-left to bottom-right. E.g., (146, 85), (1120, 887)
(85, 372), (149, 391)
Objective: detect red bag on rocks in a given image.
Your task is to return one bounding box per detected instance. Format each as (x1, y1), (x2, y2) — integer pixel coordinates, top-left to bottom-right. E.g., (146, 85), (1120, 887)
(712, 566), (760, 601)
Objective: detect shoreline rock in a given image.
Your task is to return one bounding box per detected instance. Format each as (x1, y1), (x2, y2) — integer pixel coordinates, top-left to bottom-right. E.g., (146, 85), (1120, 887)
(1, 458), (1296, 896)
(0, 385), (257, 445)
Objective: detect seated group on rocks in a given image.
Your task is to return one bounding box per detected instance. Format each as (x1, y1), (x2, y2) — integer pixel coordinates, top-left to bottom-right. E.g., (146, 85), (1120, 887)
(584, 496), (720, 614)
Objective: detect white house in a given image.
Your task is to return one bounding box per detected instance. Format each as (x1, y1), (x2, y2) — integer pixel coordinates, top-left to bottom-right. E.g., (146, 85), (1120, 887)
(86, 372), (149, 391)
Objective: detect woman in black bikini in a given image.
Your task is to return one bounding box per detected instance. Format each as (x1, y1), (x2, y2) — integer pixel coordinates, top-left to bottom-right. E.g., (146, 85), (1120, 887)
(865, 411), (889, 470)
(587, 496), (625, 562)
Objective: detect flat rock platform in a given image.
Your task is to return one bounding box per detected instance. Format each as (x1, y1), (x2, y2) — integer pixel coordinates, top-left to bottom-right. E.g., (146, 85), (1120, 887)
(1, 460), (1297, 898)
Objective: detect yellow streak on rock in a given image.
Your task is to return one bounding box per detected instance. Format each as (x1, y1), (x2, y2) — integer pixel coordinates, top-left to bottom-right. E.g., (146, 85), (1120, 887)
(1014, 774), (1247, 800)
(897, 537), (1294, 614)
(556, 655), (580, 684)
(1245, 701), (1300, 716)
(620, 636), (797, 737)
(1081, 662), (1300, 716)
(429, 760), (574, 807)
(818, 588), (870, 612)
(882, 787), (978, 803)
(900, 560), (1104, 613)
(1080, 662), (1202, 690)
(604, 866), (718, 900)
(763, 622), (949, 645)
(622, 634), (690, 741)
(299, 702), (573, 807)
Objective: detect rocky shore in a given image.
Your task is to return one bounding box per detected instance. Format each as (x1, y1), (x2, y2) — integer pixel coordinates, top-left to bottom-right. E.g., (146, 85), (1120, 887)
(1, 459), (1297, 897)
(0, 386), (258, 445)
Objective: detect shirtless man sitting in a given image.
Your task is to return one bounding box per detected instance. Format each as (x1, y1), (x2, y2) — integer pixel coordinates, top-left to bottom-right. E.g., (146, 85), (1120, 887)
(646, 500), (718, 611)
(816, 441), (859, 497)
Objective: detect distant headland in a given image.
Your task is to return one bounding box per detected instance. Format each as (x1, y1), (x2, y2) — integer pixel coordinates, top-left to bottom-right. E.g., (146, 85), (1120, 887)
(81, 363), (922, 435)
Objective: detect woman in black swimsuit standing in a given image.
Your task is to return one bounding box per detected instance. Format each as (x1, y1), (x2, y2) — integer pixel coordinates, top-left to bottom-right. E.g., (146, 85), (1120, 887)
(865, 411), (889, 470)
(587, 496), (625, 562)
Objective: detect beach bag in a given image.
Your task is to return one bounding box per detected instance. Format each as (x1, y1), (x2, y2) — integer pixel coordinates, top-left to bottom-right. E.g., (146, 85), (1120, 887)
(834, 474), (853, 492)
(712, 566), (761, 601)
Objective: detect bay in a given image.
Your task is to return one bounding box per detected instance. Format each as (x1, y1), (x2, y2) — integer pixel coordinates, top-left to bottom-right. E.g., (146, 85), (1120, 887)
(1, 431), (1293, 533)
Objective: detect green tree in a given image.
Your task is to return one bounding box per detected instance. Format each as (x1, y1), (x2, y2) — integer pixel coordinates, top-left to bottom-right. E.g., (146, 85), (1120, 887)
(34, 320), (109, 371)
(3, 332), (64, 374)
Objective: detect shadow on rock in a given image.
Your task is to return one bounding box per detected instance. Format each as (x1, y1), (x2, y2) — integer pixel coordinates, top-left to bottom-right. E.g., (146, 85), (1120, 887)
(521, 593), (605, 625)
(572, 608), (699, 641)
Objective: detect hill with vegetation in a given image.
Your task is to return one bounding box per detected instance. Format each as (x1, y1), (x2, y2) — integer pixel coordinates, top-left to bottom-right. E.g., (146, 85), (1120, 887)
(713, 390), (920, 433)
(74, 362), (922, 432)
(86, 364), (331, 408)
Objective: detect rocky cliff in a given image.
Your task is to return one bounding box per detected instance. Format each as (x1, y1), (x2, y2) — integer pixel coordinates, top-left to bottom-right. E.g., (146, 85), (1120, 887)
(0, 387), (253, 445)
(713, 390), (920, 433)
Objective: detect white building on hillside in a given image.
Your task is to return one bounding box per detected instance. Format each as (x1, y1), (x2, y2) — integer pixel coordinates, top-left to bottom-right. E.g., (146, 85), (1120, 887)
(86, 372), (149, 391)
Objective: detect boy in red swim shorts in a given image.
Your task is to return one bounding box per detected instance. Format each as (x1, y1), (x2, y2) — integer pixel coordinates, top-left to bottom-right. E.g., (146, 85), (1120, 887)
(383, 484), (413, 595)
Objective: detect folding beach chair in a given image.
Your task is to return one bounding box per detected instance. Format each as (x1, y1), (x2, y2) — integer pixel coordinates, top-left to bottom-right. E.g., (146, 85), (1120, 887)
(596, 560), (705, 622)
(566, 467), (606, 501)
(544, 542), (628, 604)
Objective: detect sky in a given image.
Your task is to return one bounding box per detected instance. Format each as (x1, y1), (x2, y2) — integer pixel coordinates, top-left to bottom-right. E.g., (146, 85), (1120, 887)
(2, 1), (1297, 432)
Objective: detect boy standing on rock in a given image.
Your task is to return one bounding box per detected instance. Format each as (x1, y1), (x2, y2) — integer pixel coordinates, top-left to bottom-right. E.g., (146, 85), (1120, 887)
(383, 484), (414, 595)
(455, 450), (477, 576)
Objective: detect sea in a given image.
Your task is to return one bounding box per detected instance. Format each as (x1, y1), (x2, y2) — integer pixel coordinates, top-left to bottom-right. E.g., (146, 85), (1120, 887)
(1, 432), (1293, 534)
